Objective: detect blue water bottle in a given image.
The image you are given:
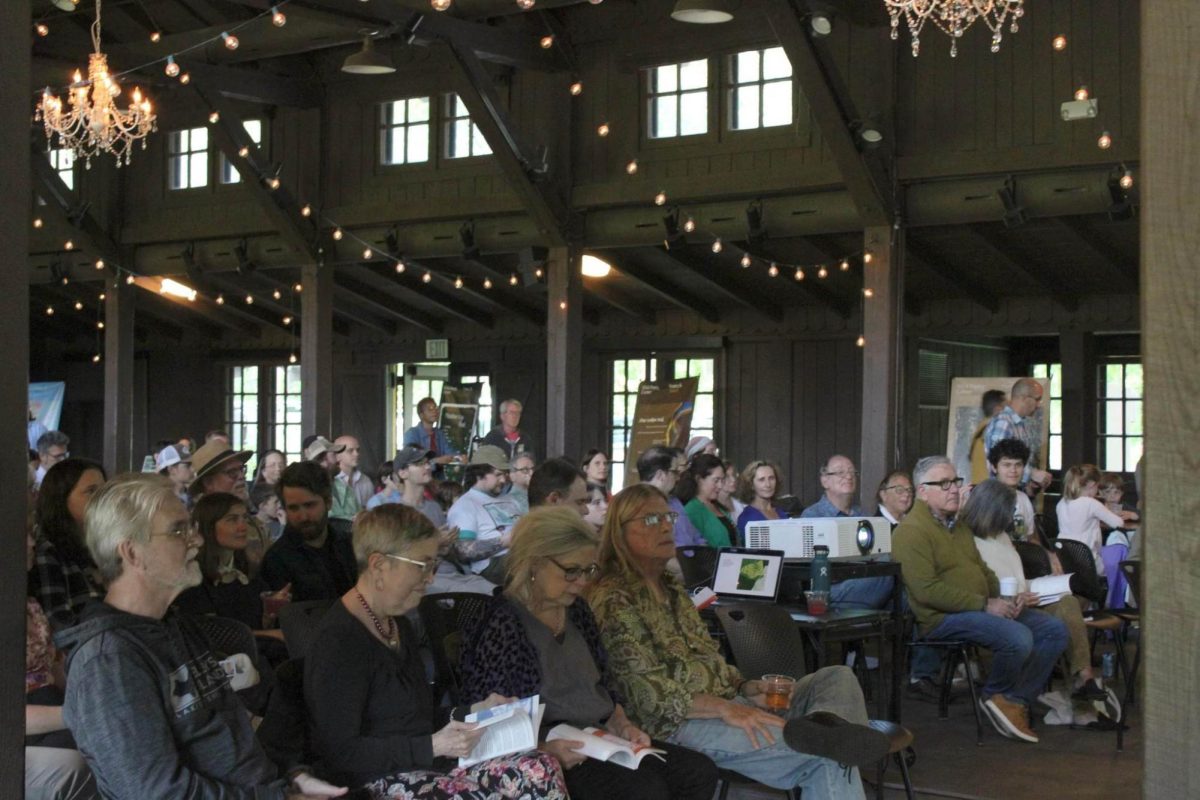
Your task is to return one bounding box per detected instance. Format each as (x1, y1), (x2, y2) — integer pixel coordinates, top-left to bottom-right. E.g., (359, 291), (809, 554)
(1102, 652), (1115, 680)
(811, 546), (831, 594)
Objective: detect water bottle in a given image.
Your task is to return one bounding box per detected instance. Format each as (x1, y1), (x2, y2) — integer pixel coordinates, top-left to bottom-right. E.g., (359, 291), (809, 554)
(1102, 652), (1115, 680)
(811, 546), (831, 594)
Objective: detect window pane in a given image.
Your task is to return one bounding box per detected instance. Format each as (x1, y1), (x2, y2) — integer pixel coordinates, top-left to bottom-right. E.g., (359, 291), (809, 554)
(654, 64), (677, 94)
(472, 125), (492, 156)
(386, 128), (404, 164)
(611, 430), (626, 461)
(1125, 364), (1143, 398)
(241, 396), (258, 423)
(679, 91), (707, 135)
(1104, 364), (1122, 397)
(612, 396), (625, 427)
(189, 153), (207, 188)
(408, 123), (429, 163)
(1105, 401), (1124, 434)
(1049, 366), (1062, 397)
(1126, 438), (1143, 471)
(613, 361), (626, 390)
(1031, 364), (1047, 378)
(409, 96), (430, 122)
(679, 59), (707, 90)
(654, 95), (678, 138)
(1104, 438), (1123, 471)
(192, 127), (208, 150)
(1125, 401), (1142, 435)
(627, 360), (645, 392)
(694, 394), (714, 430)
(761, 81), (793, 127)
(762, 47), (792, 79)
(1049, 436), (1061, 470)
(697, 359), (715, 392)
(736, 50), (759, 84)
(735, 86), (759, 130)
(611, 464), (625, 491)
(1049, 399), (1062, 432)
(452, 119), (472, 157)
(244, 119), (262, 144)
(245, 367), (259, 393)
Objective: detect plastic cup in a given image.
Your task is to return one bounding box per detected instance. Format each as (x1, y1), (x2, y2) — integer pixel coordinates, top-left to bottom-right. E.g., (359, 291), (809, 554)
(762, 674), (795, 714)
(805, 590), (830, 615)
(999, 577), (1018, 602)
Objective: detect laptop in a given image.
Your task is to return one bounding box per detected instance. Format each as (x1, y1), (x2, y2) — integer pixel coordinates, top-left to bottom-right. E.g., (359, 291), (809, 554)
(711, 547), (786, 604)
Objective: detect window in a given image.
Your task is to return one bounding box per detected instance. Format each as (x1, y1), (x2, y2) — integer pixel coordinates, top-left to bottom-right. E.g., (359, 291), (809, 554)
(647, 59), (709, 139)
(443, 94), (491, 159)
(49, 148), (76, 190)
(168, 127), (208, 189)
(1096, 361), (1143, 472)
(1030, 363), (1063, 470)
(380, 97), (431, 165)
(273, 364), (303, 464)
(729, 47), (793, 130)
(607, 357), (658, 490)
(388, 363), (492, 457)
(671, 357), (716, 444)
(225, 366), (259, 472)
(220, 119), (263, 184)
(457, 374), (493, 439)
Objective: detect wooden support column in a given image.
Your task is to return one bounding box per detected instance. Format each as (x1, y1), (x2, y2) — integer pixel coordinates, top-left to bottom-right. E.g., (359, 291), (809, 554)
(1142, 2), (1200, 795)
(545, 245), (582, 459)
(301, 263), (333, 437)
(103, 276), (136, 474)
(859, 225), (902, 500)
(1058, 330), (1096, 471)
(1, 1), (31, 793)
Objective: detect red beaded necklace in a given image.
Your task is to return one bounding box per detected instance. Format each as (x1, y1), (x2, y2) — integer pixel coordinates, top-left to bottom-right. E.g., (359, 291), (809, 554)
(355, 588), (398, 648)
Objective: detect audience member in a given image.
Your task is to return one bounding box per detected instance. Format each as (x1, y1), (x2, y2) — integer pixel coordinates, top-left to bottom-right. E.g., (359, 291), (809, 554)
(57, 473), (346, 799)
(583, 482), (609, 531)
(29, 459), (107, 630)
(253, 449), (287, 490)
(155, 445), (194, 509)
(261, 462), (358, 602)
(1057, 463), (1138, 576)
(304, 436), (345, 472)
(589, 485), (888, 797)
(460, 507), (718, 800)
(676, 454), (737, 548)
(303, 504), (567, 798)
(175, 436), (197, 458)
(799, 455), (894, 609)
(983, 379), (1052, 489)
(968, 389), (1007, 484)
(28, 408), (49, 451)
(252, 483), (286, 543)
(507, 452), (535, 515)
(718, 460), (745, 523)
(636, 445), (704, 547)
(366, 460), (401, 510)
(1097, 472), (1131, 515)
(482, 398), (536, 461)
(34, 431), (71, 490)
(390, 445), (447, 527)
(961, 480), (1107, 703)
(581, 449), (610, 494)
(684, 436), (717, 461)
(190, 439), (268, 575)
(893, 456), (1068, 743)
(735, 460), (787, 539)
(402, 397), (463, 471)
(205, 429), (232, 446)
(448, 445), (522, 582)
(875, 470), (914, 527)
(529, 457), (589, 515)
(330, 435), (372, 522)
(985, 439), (1039, 542)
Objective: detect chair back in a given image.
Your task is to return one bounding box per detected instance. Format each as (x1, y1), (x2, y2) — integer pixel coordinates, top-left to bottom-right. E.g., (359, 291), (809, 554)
(1119, 560), (1142, 608)
(1052, 539), (1106, 604)
(1035, 512), (1058, 542)
(257, 658), (309, 774)
(418, 592), (493, 704)
(279, 598), (336, 659)
(1014, 540), (1052, 580)
(676, 546), (719, 590)
(714, 602), (807, 682)
(194, 614), (258, 660)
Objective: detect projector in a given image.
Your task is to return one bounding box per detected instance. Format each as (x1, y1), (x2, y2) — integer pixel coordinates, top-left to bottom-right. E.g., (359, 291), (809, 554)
(743, 517), (892, 560)
(1061, 98), (1099, 121)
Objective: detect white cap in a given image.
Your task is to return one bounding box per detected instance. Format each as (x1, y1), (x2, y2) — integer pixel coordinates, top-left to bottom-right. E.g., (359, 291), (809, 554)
(155, 445), (189, 473)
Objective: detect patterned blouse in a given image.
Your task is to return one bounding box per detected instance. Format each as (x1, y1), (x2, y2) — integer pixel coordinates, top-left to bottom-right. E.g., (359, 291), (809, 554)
(26, 597), (54, 693)
(589, 572), (743, 740)
(28, 536), (103, 631)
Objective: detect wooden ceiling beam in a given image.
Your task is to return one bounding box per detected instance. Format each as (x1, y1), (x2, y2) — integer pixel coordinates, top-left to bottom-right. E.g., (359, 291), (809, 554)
(357, 262), (495, 328)
(603, 252), (721, 323)
(966, 223), (1079, 312)
(666, 245), (785, 321)
(1051, 216), (1139, 292)
(754, 240), (853, 318)
(582, 278), (657, 325)
(331, 271), (441, 333)
(906, 238), (1001, 314)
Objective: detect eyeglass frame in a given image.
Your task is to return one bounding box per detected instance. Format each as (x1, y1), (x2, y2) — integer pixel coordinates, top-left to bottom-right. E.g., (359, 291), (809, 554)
(920, 477), (965, 491)
(622, 510), (680, 528)
(822, 469), (860, 479)
(882, 484), (914, 496)
(149, 521), (199, 541)
(383, 553), (441, 576)
(547, 557), (600, 582)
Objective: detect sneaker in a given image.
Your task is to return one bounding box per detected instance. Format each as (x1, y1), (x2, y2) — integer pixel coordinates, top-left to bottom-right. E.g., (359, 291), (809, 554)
(983, 695), (1039, 743)
(782, 711), (891, 768)
(907, 677), (942, 704)
(1071, 678), (1108, 702)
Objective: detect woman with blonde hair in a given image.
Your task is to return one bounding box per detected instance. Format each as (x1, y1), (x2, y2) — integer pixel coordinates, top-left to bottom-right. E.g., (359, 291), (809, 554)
(460, 507), (716, 800)
(589, 485), (886, 799)
(1056, 464), (1138, 575)
(304, 504), (567, 799)
(735, 460), (786, 540)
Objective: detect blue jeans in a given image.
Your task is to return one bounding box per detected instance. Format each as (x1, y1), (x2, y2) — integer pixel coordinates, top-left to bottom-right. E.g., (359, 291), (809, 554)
(921, 609), (1068, 705)
(668, 666), (866, 798)
(831, 577), (896, 610)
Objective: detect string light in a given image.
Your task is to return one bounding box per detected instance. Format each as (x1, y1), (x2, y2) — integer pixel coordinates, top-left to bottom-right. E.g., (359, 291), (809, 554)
(422, 272), (432, 283)
(98, 292), (105, 301)
(711, 239), (723, 254)
(1052, 35), (1067, 51)
(683, 216), (696, 233)
(540, 35), (554, 49)
(216, 294), (225, 304)
(509, 273), (519, 286)
(559, 300), (567, 310)
(767, 263), (779, 277)
(92, 353), (102, 363)
(95, 259), (105, 270)
(516, 0), (535, 9)
(245, 294), (254, 304)
(74, 301), (84, 310)
(165, 55), (179, 77)
(209, 111), (220, 124)
(288, 352), (298, 364)
(625, 159), (638, 175)
(33, 218), (43, 229)
(856, 335), (865, 347)
(597, 123), (610, 137)
(293, 283), (302, 292)
(282, 315), (293, 325)
(238, 145), (250, 157)
(817, 265), (828, 279)
(64, 240), (75, 251)
(179, 73), (191, 85)
(794, 267), (805, 281)
(863, 251), (874, 264)
(654, 191), (667, 206)
(61, 276), (70, 286)
(569, 81), (583, 96)
(97, 320), (104, 329)
(534, 268), (544, 279)
(1074, 86), (1089, 101)
(454, 276), (464, 289)
(221, 32), (239, 50)
(272, 289), (282, 300)
(483, 277), (493, 289)
(395, 261), (406, 274)
(267, 176), (281, 190)
(45, 306), (55, 316)
(36, 24), (49, 37)
(125, 274), (134, 284)
(863, 287), (874, 298)
(431, 0), (452, 10)
(1119, 169), (1134, 189)
(271, 6), (287, 26)
(362, 247), (373, 259)
(1097, 131), (1112, 149)
(840, 259), (850, 272)
(301, 204), (312, 217)
(740, 254), (752, 268)
(332, 228), (344, 240)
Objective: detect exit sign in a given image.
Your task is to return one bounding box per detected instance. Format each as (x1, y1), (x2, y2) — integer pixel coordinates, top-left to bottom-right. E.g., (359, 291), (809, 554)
(425, 338), (449, 360)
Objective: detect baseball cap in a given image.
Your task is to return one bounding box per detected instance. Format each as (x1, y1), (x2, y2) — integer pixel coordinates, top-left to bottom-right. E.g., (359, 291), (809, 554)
(304, 436), (346, 462)
(394, 444), (436, 470)
(469, 445), (511, 471)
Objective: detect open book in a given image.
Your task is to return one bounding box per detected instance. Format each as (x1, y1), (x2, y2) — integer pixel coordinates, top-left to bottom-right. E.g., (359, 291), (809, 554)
(546, 724), (667, 770)
(1028, 573), (1074, 606)
(458, 695), (545, 768)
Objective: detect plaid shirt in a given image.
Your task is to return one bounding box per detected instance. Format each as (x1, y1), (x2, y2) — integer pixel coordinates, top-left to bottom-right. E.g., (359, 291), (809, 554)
(982, 405), (1039, 486)
(29, 537), (103, 631)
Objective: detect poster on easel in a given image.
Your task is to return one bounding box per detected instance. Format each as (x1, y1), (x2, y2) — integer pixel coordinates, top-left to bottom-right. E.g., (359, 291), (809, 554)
(623, 377), (699, 488)
(439, 385), (480, 458)
(946, 377), (1050, 485)
(29, 382), (66, 444)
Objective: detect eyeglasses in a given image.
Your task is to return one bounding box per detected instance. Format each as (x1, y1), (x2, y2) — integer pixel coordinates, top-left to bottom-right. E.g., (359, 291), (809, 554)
(220, 464), (247, 479)
(47, 450), (70, 462)
(549, 558), (600, 582)
(150, 521), (198, 541)
(883, 485), (914, 496)
(384, 553), (441, 576)
(625, 511), (679, 528)
(512, 467), (534, 474)
(920, 477), (964, 491)
(823, 470), (859, 479)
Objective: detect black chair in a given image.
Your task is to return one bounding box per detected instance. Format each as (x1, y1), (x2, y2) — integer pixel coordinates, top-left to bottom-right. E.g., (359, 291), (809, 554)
(1052, 539), (1107, 605)
(257, 658), (309, 774)
(714, 603), (915, 800)
(279, 598), (336, 660)
(676, 546), (719, 590)
(906, 617), (986, 746)
(193, 615), (273, 715)
(1114, 560), (1143, 752)
(1014, 540), (1053, 580)
(418, 592), (492, 705)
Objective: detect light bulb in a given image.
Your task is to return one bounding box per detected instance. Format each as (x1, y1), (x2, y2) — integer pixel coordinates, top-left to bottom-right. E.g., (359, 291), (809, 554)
(64, 240), (74, 251)
(654, 191), (667, 206)
(625, 159), (638, 175)
(222, 32), (239, 50)
(683, 217), (695, 233)
(267, 177), (281, 190)
(569, 81), (583, 96)
(840, 259), (850, 272)
(395, 261), (406, 274)
(244, 294), (254, 304)
(92, 354), (101, 363)
(209, 111), (220, 124)
(95, 259), (105, 270)
(74, 301), (83, 310)
(36, 24), (49, 37)
(282, 315), (293, 325)
(362, 247), (373, 259)
(271, 6), (287, 26)
(98, 293), (105, 301)
(597, 123), (610, 137)
(165, 56), (180, 77)
(293, 283), (303, 292)
(794, 267), (805, 281)
(516, 0), (534, 9)
(33, 218), (43, 229)
(431, 0), (451, 10)
(740, 254), (752, 268)
(150, 31), (162, 43)
(422, 272), (432, 283)
(863, 287), (874, 298)
(179, 73), (191, 85)
(97, 320), (104, 329)
(711, 239), (723, 254)
(454, 276), (464, 289)
(288, 353), (298, 364)
(856, 335), (865, 347)
(1074, 86), (1089, 101)
(272, 290), (282, 300)
(1119, 170), (1134, 189)
(509, 273), (519, 286)
(767, 263), (779, 277)
(216, 294), (225, 304)
(1098, 131), (1112, 149)
(535, 267), (544, 279)
(863, 251), (873, 264)
(301, 204), (312, 217)
(559, 300), (568, 310)
(540, 35), (554, 49)
(588, 0), (603, 3)
(333, 228), (343, 240)
(238, 146), (250, 157)
(483, 277), (493, 289)
(817, 265), (828, 279)
(125, 274), (134, 284)
(1052, 35), (1067, 51)
(45, 306), (54, 316)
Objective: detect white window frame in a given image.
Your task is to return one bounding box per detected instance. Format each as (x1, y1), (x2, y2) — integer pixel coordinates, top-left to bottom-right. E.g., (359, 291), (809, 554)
(380, 97), (432, 165)
(728, 46), (794, 131)
(220, 119), (263, 184)
(646, 59), (710, 140)
(443, 94), (492, 160)
(168, 126), (209, 190)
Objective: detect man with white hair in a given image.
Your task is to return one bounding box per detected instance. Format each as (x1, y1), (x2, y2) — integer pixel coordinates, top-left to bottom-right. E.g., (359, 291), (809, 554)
(894, 456), (1067, 743)
(55, 473), (346, 799)
(481, 398), (535, 461)
(330, 434), (372, 522)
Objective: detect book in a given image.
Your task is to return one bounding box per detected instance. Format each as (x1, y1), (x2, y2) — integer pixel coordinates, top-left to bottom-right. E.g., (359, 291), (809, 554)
(1028, 573), (1074, 606)
(458, 695), (545, 768)
(546, 724), (667, 770)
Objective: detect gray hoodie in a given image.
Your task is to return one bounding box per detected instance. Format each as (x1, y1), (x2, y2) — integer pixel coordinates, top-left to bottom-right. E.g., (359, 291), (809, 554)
(56, 601), (286, 799)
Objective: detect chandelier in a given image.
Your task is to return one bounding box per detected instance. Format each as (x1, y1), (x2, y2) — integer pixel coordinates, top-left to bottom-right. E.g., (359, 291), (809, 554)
(884, 1), (1025, 58)
(36, 0), (157, 168)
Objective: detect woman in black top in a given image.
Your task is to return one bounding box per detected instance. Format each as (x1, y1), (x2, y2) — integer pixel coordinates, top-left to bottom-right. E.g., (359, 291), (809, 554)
(304, 504), (567, 800)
